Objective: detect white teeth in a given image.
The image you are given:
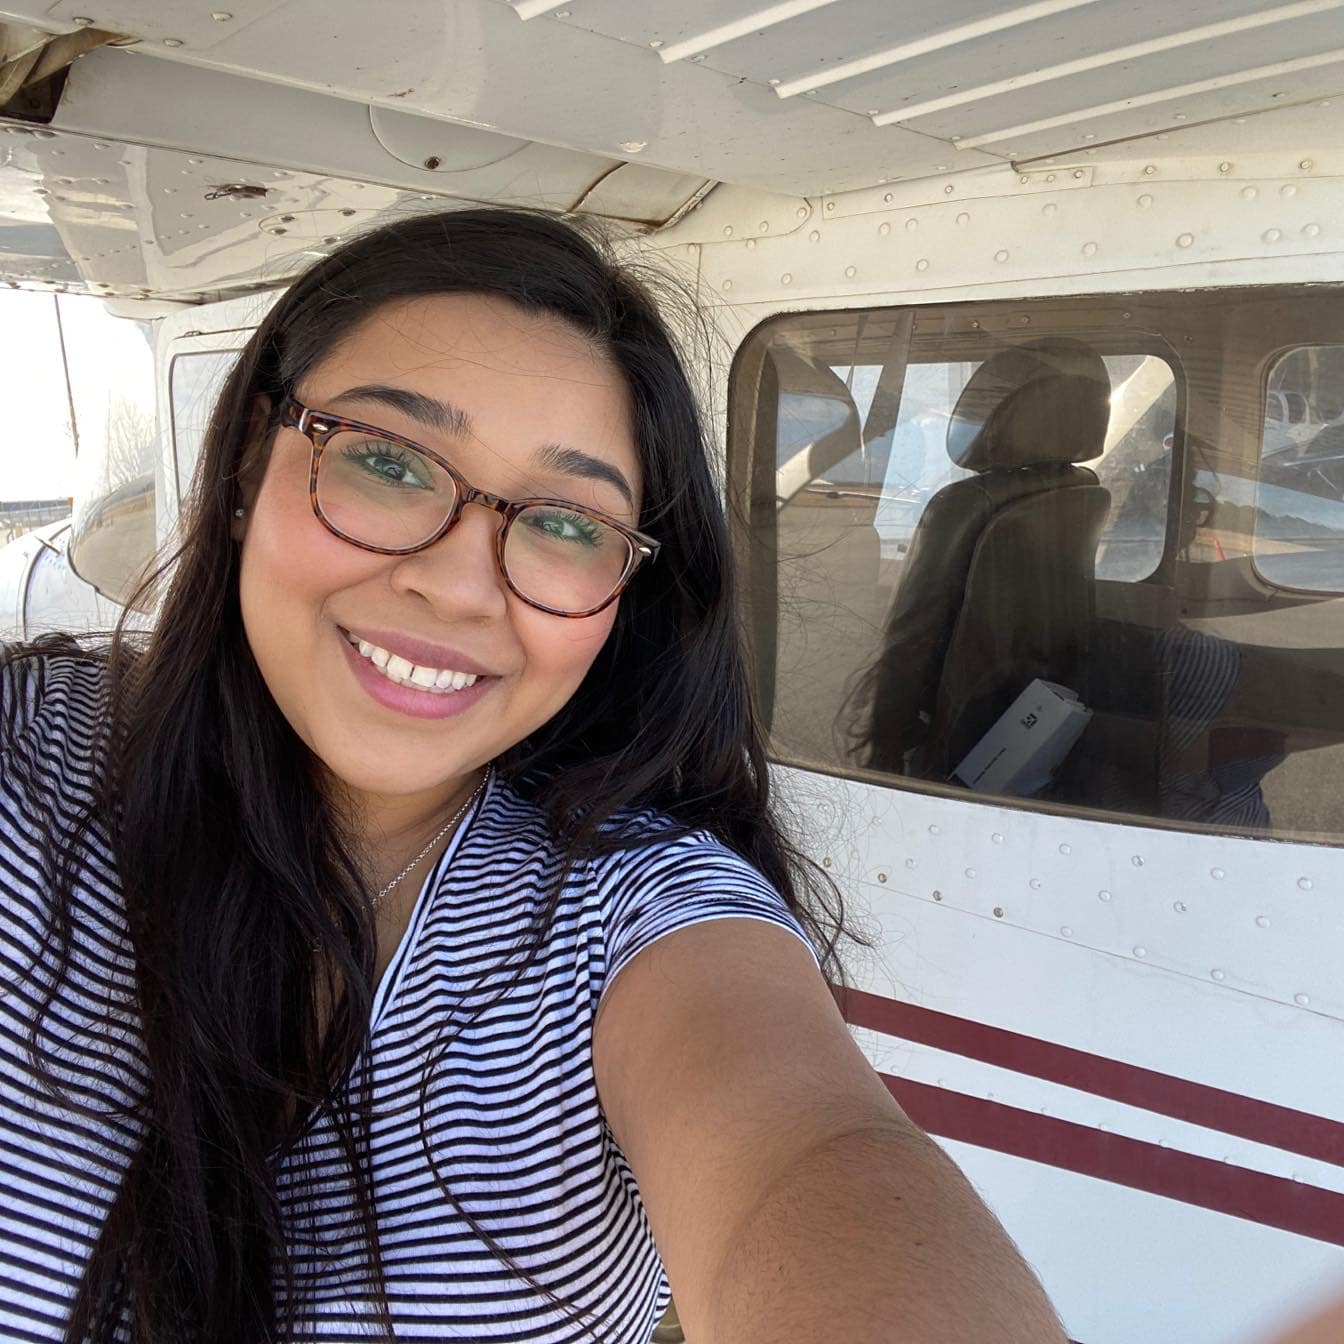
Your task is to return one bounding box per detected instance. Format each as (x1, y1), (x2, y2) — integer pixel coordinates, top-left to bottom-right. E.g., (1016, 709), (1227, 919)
(347, 633), (482, 694)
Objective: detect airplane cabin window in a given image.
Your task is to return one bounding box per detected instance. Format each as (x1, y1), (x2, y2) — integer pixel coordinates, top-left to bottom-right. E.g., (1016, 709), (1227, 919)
(66, 326), (158, 611)
(732, 288), (1344, 843)
(169, 350), (241, 498)
(1253, 345), (1344, 593)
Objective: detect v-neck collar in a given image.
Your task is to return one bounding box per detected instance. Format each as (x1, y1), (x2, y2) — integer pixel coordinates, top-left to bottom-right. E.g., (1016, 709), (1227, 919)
(367, 771), (495, 1031)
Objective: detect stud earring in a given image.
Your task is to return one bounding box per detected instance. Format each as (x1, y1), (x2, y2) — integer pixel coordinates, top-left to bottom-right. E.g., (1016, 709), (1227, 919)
(233, 507), (246, 518)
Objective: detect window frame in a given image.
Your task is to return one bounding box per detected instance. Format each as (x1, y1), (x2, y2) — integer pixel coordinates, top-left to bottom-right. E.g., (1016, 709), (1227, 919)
(167, 344), (246, 506)
(1250, 340), (1344, 598)
(726, 287), (1344, 845)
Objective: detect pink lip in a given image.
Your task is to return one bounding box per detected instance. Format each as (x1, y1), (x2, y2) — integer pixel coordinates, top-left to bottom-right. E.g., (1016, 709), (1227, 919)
(338, 633), (496, 721)
(340, 626), (495, 677)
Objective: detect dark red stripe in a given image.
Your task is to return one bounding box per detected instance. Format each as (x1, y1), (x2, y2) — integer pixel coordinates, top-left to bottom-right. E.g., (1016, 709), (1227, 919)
(885, 1075), (1344, 1246)
(845, 989), (1344, 1168)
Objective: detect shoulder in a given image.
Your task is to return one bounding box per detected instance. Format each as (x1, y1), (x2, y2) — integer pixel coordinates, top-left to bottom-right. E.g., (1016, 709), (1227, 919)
(592, 812), (779, 903)
(1, 641), (111, 781)
(1, 646), (120, 961)
(477, 779), (816, 968)
(587, 808), (820, 986)
(480, 778), (767, 888)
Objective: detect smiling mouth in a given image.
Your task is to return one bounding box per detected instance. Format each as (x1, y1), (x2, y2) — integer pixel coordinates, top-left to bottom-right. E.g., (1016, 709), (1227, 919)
(344, 632), (482, 694)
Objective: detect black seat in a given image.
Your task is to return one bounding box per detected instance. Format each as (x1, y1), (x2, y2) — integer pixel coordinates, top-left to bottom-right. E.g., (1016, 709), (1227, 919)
(853, 338), (1112, 783)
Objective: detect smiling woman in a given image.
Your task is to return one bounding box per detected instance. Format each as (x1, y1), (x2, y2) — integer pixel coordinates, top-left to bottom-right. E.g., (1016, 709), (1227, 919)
(0, 210), (1064, 1344)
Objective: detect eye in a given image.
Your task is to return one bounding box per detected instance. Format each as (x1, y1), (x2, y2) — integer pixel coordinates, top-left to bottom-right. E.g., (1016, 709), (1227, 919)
(520, 507), (607, 546)
(337, 438), (432, 489)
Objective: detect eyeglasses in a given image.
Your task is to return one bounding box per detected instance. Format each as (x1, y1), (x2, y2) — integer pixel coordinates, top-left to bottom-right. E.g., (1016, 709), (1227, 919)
(279, 397), (659, 618)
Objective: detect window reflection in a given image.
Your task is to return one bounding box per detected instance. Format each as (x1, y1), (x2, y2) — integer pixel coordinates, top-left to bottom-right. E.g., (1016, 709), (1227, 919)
(1254, 345), (1344, 592)
(735, 289), (1344, 843)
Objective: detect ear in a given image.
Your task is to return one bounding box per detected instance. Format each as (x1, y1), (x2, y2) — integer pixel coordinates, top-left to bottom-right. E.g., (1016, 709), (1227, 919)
(231, 394), (274, 541)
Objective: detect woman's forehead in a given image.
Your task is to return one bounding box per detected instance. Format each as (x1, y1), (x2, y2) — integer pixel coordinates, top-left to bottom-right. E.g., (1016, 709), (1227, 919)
(323, 292), (614, 384)
(303, 292), (643, 500)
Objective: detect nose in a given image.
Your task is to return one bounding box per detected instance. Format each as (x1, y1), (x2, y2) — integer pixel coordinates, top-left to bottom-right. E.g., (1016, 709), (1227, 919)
(386, 498), (509, 621)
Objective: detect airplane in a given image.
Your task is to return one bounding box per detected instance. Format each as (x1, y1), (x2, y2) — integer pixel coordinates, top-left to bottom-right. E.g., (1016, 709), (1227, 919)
(0, 3), (1342, 1340)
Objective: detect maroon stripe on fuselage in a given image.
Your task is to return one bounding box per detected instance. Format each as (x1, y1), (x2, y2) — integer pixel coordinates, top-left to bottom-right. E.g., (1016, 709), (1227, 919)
(845, 990), (1344, 1167)
(884, 1076), (1344, 1246)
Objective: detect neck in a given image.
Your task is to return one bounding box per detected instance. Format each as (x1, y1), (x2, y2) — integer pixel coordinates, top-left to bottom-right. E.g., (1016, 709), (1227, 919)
(328, 767), (489, 878)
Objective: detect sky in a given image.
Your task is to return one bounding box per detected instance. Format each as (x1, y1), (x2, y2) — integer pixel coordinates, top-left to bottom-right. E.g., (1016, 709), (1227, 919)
(0, 290), (155, 503)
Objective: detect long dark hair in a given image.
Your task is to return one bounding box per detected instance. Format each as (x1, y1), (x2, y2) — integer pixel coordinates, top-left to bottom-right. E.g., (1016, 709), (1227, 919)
(5, 208), (852, 1342)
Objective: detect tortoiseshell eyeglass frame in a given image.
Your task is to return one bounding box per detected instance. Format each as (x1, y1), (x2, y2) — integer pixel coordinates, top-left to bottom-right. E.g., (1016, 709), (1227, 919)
(279, 396), (660, 619)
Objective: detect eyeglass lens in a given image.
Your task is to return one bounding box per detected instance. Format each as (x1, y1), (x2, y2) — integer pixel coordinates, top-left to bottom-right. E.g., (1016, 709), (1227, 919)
(315, 429), (633, 613)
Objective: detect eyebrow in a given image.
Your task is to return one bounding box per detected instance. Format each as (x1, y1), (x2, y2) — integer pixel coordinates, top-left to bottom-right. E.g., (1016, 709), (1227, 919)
(533, 443), (635, 510)
(335, 384), (470, 438)
(333, 382), (636, 509)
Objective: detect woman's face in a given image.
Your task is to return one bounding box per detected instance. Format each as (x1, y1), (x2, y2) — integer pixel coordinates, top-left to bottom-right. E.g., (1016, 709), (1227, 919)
(236, 292), (642, 818)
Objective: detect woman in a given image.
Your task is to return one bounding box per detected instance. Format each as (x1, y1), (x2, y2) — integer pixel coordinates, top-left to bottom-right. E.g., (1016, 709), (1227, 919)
(0, 210), (1063, 1343)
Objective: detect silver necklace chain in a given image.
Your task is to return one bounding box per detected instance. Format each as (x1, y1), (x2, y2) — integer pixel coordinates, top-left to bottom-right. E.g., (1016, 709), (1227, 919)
(372, 768), (490, 910)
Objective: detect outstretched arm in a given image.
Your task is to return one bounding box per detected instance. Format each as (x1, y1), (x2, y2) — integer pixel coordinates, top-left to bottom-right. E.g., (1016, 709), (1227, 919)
(594, 919), (1066, 1343)
(1263, 1295), (1344, 1344)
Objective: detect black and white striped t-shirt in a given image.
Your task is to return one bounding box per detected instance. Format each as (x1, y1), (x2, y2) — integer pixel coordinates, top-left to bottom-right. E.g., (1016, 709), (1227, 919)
(0, 654), (816, 1342)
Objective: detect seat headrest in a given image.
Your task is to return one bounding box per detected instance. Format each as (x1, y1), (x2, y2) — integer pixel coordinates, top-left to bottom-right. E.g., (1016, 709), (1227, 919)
(947, 338), (1110, 471)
